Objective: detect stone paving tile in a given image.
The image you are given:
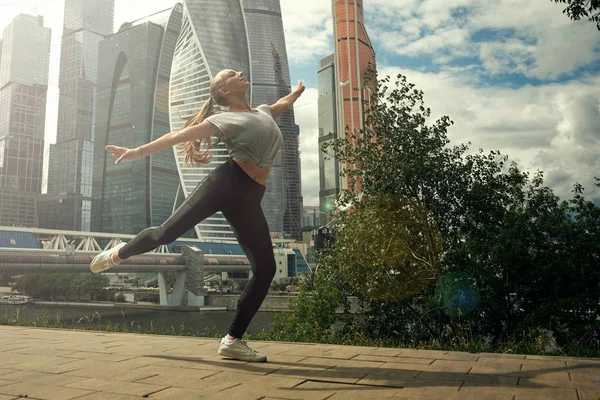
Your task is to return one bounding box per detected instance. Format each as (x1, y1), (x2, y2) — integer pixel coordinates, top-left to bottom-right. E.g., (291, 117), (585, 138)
(0, 381), (94, 400)
(0, 369), (18, 377)
(279, 345), (350, 359)
(0, 380), (17, 389)
(460, 381), (579, 400)
(217, 378), (341, 400)
(518, 363), (571, 381)
(285, 381), (364, 400)
(529, 355), (600, 364)
(298, 356), (384, 370)
(0, 395), (18, 400)
(424, 359), (474, 373)
(0, 370), (88, 386)
(133, 366), (228, 390)
(61, 357), (154, 380)
(518, 376), (598, 391)
(415, 371), (519, 385)
(355, 373), (413, 388)
(57, 350), (138, 362)
(2, 326), (600, 399)
(5, 346), (84, 358)
(140, 353), (279, 375)
(0, 353), (75, 367)
(353, 354), (434, 365)
(326, 388), (401, 400)
(75, 393), (146, 400)
(577, 389), (600, 400)
(252, 343), (307, 355)
(478, 352), (527, 359)
(369, 347), (404, 357)
(396, 349), (450, 359)
(428, 352), (481, 362)
(292, 381), (401, 399)
(149, 386), (263, 400)
(272, 367), (367, 384)
(391, 380), (463, 399)
(468, 362), (524, 376)
(8, 357), (82, 374)
(63, 377), (168, 397)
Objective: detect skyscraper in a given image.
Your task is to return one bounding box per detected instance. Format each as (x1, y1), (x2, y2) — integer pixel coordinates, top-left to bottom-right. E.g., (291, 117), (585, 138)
(168, 0), (252, 242)
(243, 0), (302, 240)
(317, 54), (340, 224)
(332, 0), (375, 193)
(46, 0), (114, 231)
(92, 5), (184, 235)
(0, 14), (51, 227)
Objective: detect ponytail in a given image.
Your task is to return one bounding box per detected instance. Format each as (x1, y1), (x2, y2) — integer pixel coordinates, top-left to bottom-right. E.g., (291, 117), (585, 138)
(178, 98), (218, 166)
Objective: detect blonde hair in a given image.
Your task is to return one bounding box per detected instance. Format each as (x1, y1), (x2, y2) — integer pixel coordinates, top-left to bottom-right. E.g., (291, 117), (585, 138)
(178, 71), (228, 165)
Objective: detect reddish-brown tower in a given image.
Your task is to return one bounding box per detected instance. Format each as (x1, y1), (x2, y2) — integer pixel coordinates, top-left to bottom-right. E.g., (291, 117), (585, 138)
(333, 0), (376, 193)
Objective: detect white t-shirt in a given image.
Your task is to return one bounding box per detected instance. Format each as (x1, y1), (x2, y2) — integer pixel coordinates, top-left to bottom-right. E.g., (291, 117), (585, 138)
(205, 104), (282, 171)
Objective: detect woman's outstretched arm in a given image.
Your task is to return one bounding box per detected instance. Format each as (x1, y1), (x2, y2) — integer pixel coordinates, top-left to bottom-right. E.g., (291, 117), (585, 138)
(106, 120), (218, 164)
(269, 81), (305, 119)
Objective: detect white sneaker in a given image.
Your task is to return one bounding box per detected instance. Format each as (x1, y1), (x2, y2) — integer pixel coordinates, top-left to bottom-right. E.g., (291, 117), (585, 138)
(217, 337), (267, 362)
(90, 243), (126, 273)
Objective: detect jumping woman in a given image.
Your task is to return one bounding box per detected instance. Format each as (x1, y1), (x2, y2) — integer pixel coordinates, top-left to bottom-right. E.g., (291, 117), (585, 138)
(90, 69), (305, 362)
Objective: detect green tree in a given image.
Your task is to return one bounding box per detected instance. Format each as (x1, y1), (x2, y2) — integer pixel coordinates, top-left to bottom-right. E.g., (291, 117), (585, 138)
(552, 0), (600, 30)
(0, 273), (13, 286)
(71, 274), (109, 300)
(317, 68), (600, 349)
(13, 274), (41, 297)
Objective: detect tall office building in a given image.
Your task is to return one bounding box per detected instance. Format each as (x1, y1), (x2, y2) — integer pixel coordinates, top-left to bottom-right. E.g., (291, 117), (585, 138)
(317, 54), (340, 224)
(243, 0), (302, 240)
(92, 5), (184, 235)
(332, 0), (375, 193)
(46, 0), (114, 231)
(0, 15), (51, 227)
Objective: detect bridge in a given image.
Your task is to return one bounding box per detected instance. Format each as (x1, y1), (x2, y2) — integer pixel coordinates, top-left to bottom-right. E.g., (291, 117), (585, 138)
(0, 226), (252, 306)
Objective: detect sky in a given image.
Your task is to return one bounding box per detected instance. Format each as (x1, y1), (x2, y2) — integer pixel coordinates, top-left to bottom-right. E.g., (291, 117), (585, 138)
(1, 0), (599, 207)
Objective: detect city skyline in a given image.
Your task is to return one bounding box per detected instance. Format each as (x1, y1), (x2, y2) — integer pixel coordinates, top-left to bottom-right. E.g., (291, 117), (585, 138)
(0, 0), (599, 211)
(47, 0), (115, 232)
(91, 4), (183, 236)
(0, 14), (51, 227)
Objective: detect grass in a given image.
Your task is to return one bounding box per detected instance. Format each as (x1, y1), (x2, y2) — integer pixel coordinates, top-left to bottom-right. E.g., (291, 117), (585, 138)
(2, 306), (598, 359)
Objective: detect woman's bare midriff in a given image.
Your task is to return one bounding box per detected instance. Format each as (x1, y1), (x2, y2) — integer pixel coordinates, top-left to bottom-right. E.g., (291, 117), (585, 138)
(233, 158), (268, 187)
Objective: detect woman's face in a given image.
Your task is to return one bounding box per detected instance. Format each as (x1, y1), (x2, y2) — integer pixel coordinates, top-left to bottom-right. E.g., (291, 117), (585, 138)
(218, 69), (250, 97)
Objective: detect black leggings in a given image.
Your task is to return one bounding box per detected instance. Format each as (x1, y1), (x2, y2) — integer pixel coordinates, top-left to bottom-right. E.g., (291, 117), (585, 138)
(118, 158), (276, 338)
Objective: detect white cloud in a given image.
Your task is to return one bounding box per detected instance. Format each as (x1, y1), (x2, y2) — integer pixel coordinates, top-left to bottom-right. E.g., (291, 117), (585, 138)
(294, 88), (320, 206)
(365, 0), (600, 80)
(378, 65), (600, 203)
(280, 0), (333, 66)
(479, 39), (536, 76)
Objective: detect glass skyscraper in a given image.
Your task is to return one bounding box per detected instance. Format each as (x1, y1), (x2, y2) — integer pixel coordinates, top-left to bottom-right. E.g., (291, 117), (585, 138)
(91, 5), (184, 235)
(46, 0), (114, 231)
(317, 54), (340, 224)
(243, 0), (302, 240)
(168, 0), (252, 242)
(332, 0), (376, 193)
(169, 0), (301, 241)
(0, 14), (51, 227)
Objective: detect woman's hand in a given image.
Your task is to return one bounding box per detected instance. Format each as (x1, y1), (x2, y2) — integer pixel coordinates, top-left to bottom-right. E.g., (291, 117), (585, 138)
(106, 145), (142, 164)
(294, 80), (305, 96)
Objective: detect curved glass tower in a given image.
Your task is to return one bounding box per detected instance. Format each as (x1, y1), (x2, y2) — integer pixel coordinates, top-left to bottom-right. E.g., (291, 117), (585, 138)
(169, 0), (252, 241)
(92, 4), (184, 234)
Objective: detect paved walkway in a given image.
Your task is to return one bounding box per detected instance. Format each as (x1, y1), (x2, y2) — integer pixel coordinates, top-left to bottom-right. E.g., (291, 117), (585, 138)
(0, 325), (598, 400)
